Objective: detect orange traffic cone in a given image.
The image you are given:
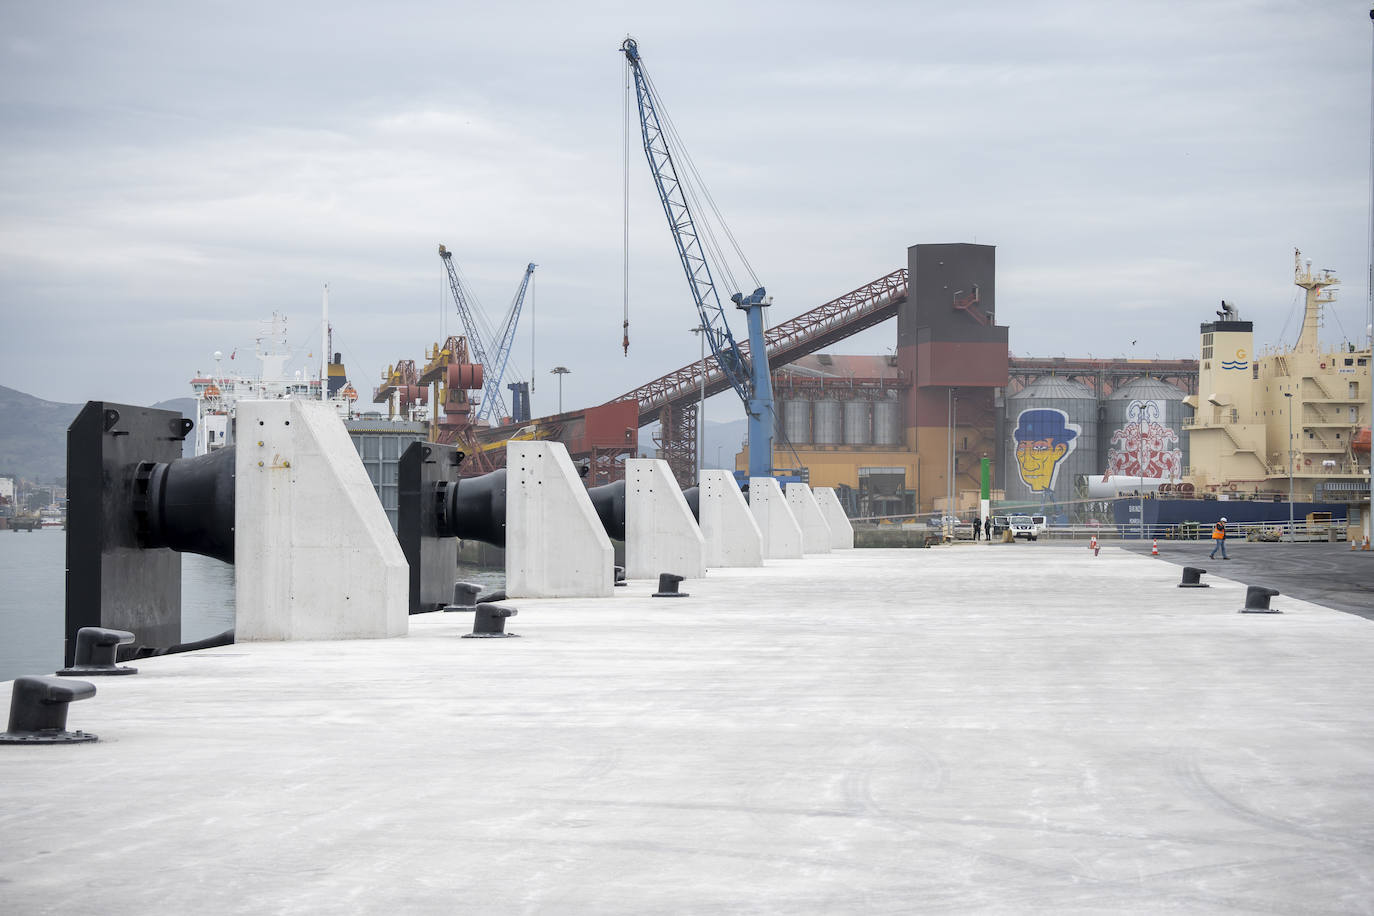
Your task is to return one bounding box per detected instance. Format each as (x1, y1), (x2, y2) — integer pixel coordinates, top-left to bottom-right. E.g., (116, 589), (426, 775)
(1151, 539), (1159, 556)
(1364, 535), (1371, 551)
(1090, 535), (1099, 557)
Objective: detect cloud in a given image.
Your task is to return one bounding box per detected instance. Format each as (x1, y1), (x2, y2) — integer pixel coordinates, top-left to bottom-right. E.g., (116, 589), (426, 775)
(0, 0), (1369, 419)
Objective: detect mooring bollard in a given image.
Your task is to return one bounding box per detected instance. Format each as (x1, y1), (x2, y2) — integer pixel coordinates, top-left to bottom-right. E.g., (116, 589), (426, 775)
(1239, 585), (1282, 614)
(443, 582), (483, 613)
(652, 573), (689, 598)
(57, 627), (138, 676)
(0, 676), (100, 745)
(463, 603), (520, 638)
(1179, 567), (1209, 588)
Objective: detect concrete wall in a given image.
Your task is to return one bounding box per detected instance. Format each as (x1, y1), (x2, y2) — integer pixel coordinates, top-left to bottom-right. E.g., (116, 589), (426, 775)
(625, 458), (706, 580)
(749, 476), (803, 559)
(698, 470), (763, 567)
(786, 483), (832, 554)
(505, 441), (614, 597)
(235, 400), (409, 641)
(814, 487), (855, 549)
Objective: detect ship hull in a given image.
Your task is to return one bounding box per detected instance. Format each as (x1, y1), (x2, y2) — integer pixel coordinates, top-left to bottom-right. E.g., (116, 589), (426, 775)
(1113, 497), (1348, 537)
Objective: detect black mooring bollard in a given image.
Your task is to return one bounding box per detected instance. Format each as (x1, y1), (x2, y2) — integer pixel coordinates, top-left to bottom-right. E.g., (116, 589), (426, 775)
(58, 627), (138, 676)
(652, 573), (688, 598)
(0, 676), (100, 745)
(1178, 567), (1210, 588)
(614, 565), (627, 588)
(1239, 585), (1282, 614)
(463, 603), (520, 638)
(443, 582), (483, 613)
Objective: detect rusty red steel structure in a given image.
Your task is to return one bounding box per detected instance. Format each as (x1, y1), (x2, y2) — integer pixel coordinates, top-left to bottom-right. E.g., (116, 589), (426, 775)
(1006, 357), (1199, 396)
(609, 268), (911, 427)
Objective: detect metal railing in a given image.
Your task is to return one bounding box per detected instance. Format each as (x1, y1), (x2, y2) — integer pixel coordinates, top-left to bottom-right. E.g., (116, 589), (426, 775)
(850, 519), (1352, 543)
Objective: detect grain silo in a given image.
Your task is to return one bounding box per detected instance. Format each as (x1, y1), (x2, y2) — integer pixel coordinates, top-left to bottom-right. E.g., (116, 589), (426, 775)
(777, 398), (811, 446)
(843, 400), (872, 444)
(1101, 377), (1190, 481)
(873, 397), (901, 445)
(812, 400), (843, 444)
(1004, 376), (1098, 505)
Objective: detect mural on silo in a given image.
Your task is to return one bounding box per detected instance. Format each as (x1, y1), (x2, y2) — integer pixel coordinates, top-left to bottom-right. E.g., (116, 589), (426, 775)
(1105, 399), (1183, 480)
(1012, 408), (1081, 494)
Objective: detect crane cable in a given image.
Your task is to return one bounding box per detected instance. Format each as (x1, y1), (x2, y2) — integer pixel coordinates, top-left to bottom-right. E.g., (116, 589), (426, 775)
(622, 56), (632, 356)
(642, 68), (761, 294)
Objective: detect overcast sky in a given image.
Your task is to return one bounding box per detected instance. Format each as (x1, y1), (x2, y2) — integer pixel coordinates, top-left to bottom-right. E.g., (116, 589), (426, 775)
(2, 1), (1371, 422)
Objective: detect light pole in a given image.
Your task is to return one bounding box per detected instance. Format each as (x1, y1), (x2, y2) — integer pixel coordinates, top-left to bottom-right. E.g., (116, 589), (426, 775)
(550, 366), (570, 413)
(1138, 401), (1146, 540)
(947, 387), (958, 540)
(690, 325), (707, 484)
(1284, 391), (1295, 541)
(1367, 6), (1374, 547)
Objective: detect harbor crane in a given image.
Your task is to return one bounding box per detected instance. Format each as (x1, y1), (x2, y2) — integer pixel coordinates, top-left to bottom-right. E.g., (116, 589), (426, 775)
(438, 246), (536, 424)
(620, 36), (776, 481)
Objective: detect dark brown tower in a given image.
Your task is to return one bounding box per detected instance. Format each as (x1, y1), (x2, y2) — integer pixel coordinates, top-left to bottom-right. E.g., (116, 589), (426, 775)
(897, 244), (1009, 511)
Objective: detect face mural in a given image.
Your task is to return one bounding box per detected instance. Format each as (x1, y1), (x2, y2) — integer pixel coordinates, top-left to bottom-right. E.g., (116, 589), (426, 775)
(1013, 408), (1080, 493)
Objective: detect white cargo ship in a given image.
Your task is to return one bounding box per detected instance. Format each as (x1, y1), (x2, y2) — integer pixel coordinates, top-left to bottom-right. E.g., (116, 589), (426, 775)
(188, 313), (359, 456)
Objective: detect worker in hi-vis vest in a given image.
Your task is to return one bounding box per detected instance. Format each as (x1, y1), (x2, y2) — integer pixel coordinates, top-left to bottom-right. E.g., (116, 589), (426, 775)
(1209, 517), (1229, 560)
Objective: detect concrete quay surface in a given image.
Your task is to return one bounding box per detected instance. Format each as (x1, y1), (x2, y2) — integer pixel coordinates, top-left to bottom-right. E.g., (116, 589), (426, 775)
(3, 545), (1374, 914)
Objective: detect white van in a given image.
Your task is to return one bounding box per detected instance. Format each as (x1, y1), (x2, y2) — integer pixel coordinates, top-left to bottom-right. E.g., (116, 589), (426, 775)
(1030, 515), (1048, 537)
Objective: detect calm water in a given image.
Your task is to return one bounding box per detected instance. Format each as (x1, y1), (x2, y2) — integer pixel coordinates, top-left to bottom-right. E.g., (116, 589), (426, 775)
(0, 530), (502, 683)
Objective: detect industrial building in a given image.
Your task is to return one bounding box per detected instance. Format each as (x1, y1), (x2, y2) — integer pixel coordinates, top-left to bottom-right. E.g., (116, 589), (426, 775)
(725, 243), (1197, 518)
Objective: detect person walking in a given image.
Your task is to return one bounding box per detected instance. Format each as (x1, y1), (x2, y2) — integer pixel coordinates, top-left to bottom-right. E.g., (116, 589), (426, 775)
(972, 516), (981, 541)
(983, 516), (992, 542)
(1209, 517), (1229, 560)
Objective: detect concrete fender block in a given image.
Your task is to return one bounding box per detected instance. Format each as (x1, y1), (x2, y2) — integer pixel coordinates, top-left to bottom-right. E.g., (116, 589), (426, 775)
(235, 401), (409, 641)
(813, 487), (855, 550)
(749, 477), (803, 559)
(625, 459), (706, 580)
(505, 442), (613, 597)
(699, 470), (763, 568)
(786, 484), (833, 555)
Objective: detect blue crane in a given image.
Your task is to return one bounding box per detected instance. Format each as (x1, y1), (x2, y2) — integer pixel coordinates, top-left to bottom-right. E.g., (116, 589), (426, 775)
(479, 261), (536, 423)
(620, 36), (775, 481)
(438, 246), (536, 424)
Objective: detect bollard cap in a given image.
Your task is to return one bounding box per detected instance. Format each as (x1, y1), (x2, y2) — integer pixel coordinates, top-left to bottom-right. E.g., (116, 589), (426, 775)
(653, 572), (689, 598)
(463, 603), (521, 638)
(1, 676), (100, 744)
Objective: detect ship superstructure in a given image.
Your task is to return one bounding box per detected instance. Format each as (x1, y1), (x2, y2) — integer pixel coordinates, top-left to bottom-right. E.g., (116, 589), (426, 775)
(1184, 250), (1371, 503)
(189, 313), (364, 456)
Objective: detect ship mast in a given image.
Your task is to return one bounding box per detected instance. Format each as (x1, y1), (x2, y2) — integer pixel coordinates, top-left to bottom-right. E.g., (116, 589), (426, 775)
(1292, 248), (1337, 354)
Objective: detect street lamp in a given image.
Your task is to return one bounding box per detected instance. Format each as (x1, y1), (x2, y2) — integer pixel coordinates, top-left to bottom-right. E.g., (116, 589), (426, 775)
(1284, 391), (1294, 541)
(1138, 401), (1146, 541)
(947, 387), (958, 540)
(550, 366), (570, 413)
(689, 325), (707, 484)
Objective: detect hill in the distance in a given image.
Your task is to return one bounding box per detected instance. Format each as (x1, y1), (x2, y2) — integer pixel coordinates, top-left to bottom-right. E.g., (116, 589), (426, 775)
(0, 386), (196, 484)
